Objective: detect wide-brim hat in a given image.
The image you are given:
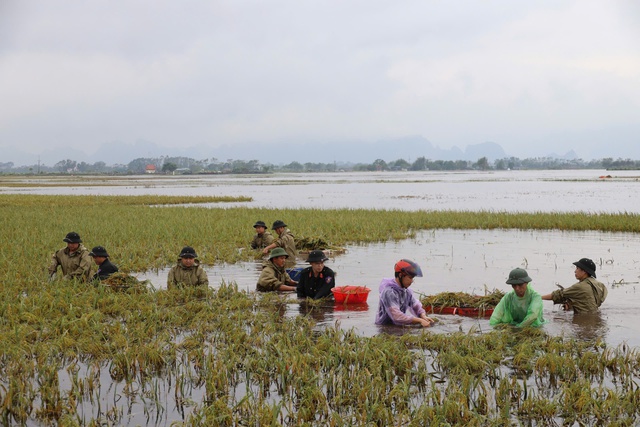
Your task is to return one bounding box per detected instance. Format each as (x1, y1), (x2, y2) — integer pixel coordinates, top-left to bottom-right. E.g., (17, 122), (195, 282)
(506, 268), (532, 285)
(89, 246), (109, 257)
(63, 231), (82, 243)
(307, 250), (328, 263)
(253, 220), (267, 228)
(269, 247), (288, 259)
(179, 246), (198, 258)
(573, 258), (596, 278)
(272, 220), (287, 230)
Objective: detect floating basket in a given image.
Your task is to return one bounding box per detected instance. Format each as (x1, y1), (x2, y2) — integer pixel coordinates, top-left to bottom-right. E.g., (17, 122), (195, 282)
(331, 286), (371, 304)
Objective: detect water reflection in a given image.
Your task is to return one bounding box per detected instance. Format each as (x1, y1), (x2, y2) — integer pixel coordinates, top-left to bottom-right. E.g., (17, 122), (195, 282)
(333, 302), (369, 312)
(572, 312), (608, 340)
(297, 300), (335, 325)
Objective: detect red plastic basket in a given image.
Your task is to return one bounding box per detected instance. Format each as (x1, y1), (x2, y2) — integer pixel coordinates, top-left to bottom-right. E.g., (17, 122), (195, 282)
(331, 286), (371, 304)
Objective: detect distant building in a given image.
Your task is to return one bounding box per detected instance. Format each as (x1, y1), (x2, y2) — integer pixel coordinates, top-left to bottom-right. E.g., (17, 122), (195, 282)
(145, 164), (156, 174)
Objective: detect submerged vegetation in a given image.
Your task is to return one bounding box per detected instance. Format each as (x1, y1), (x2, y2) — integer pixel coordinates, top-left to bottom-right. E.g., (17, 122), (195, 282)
(2, 193), (640, 425)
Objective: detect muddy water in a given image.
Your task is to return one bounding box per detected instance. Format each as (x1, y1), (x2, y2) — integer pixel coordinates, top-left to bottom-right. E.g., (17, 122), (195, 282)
(138, 228), (640, 347)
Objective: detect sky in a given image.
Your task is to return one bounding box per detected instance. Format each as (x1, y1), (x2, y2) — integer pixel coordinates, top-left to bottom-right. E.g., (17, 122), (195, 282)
(1, 0), (640, 166)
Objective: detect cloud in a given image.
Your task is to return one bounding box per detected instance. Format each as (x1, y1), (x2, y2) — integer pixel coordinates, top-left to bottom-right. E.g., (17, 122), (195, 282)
(1, 0), (639, 163)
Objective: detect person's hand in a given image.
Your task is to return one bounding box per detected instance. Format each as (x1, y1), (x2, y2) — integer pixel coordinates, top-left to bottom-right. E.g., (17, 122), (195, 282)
(262, 248), (269, 255)
(419, 318), (433, 327)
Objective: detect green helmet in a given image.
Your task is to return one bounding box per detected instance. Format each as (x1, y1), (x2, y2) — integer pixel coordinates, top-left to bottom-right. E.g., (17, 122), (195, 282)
(269, 247), (288, 259)
(506, 268), (532, 285)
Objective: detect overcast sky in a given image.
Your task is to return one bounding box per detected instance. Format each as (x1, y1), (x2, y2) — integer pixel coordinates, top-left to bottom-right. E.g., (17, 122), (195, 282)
(1, 0), (639, 165)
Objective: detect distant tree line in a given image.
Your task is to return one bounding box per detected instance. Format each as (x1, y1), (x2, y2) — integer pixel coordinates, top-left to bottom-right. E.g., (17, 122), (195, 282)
(1, 156), (640, 175)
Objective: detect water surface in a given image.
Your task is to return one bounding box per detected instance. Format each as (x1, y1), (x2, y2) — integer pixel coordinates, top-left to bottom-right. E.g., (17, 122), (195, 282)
(5, 169), (640, 213)
(139, 228), (640, 346)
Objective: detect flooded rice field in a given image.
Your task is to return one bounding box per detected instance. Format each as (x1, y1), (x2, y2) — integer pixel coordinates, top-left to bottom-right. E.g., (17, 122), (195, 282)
(138, 228), (640, 346)
(4, 170), (640, 425)
(5, 169), (640, 213)
(6, 169), (640, 346)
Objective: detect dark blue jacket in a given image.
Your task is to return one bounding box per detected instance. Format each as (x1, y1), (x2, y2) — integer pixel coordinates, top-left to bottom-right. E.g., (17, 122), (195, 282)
(92, 259), (119, 281)
(297, 266), (335, 299)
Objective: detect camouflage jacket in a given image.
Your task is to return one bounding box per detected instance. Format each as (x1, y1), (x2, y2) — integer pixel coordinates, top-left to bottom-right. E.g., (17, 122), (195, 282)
(167, 259), (209, 289)
(275, 229), (298, 268)
(549, 277), (607, 314)
(256, 260), (292, 292)
(251, 230), (275, 249)
(48, 244), (92, 282)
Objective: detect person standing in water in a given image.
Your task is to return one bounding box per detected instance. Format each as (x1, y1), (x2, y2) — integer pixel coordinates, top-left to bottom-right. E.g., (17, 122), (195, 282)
(375, 259), (434, 327)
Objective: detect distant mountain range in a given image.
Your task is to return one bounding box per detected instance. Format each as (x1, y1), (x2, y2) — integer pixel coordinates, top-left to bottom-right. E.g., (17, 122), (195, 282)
(0, 135), (617, 167)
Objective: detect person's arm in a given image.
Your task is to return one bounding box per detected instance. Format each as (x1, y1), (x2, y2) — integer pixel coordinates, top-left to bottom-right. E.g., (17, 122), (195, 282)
(262, 238), (280, 254)
(257, 266), (283, 291)
(281, 271), (297, 291)
(542, 284), (579, 305)
(283, 234), (298, 258)
(48, 251), (60, 277)
(411, 297), (435, 325)
(167, 268), (176, 289)
(410, 294), (430, 319)
(383, 292), (429, 326)
(386, 305), (431, 326)
(516, 295), (544, 328)
(489, 296), (509, 326)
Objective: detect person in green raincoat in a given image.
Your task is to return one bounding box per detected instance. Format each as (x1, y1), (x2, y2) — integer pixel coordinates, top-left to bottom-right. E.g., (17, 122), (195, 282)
(490, 268), (546, 328)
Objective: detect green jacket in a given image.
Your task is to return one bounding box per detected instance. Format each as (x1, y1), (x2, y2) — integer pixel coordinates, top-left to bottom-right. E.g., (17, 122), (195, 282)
(275, 229), (298, 268)
(549, 277), (607, 314)
(251, 230), (275, 249)
(48, 244), (92, 282)
(167, 259), (209, 289)
(490, 285), (546, 328)
(256, 260), (292, 292)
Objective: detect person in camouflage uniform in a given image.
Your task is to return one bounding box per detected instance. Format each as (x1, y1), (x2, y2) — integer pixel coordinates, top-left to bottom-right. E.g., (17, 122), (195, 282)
(48, 231), (92, 282)
(167, 246), (209, 289)
(250, 220), (274, 249)
(542, 258), (607, 314)
(256, 248), (298, 292)
(262, 220), (298, 268)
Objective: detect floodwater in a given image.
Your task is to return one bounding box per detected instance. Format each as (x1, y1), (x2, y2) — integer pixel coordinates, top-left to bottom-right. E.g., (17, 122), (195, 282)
(8, 170), (640, 345)
(8, 170), (640, 425)
(6, 169), (640, 212)
(138, 227), (640, 347)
